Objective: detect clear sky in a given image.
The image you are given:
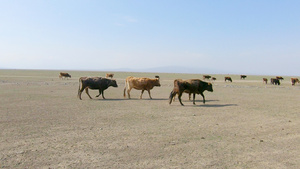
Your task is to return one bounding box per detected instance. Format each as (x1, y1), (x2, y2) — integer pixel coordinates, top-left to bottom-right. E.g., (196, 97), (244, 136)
(1, 1), (300, 75)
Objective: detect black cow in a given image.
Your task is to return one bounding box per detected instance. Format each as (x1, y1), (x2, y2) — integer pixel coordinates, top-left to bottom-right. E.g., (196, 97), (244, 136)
(240, 75), (247, 79)
(203, 75), (211, 80)
(271, 78), (280, 85)
(169, 79), (213, 106)
(78, 77), (118, 100)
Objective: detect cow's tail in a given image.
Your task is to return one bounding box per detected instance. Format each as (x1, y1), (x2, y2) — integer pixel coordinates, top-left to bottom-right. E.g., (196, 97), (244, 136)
(169, 90), (176, 104)
(123, 79), (127, 98)
(78, 78), (82, 98)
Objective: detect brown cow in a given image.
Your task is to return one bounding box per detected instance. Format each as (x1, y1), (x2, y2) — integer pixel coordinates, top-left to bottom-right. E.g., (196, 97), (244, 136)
(263, 78), (268, 84)
(212, 77), (216, 81)
(276, 76), (284, 80)
(271, 78), (280, 85)
(78, 77), (118, 100)
(169, 79), (213, 106)
(203, 75), (211, 80)
(240, 75), (247, 79)
(225, 76), (232, 82)
(105, 73), (114, 79)
(291, 78), (299, 85)
(123, 76), (161, 99)
(59, 72), (71, 79)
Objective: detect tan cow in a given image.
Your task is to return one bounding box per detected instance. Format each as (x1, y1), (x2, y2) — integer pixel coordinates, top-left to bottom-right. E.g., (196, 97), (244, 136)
(123, 76), (161, 99)
(59, 72), (71, 79)
(291, 78), (299, 85)
(263, 78), (268, 84)
(105, 73), (114, 79)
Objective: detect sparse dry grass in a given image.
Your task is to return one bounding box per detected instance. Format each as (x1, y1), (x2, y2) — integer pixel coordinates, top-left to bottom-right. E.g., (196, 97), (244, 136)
(1, 69), (300, 168)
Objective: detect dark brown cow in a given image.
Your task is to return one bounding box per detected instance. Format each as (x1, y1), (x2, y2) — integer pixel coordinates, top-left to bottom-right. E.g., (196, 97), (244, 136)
(169, 79), (213, 106)
(291, 78), (299, 85)
(276, 76), (284, 80)
(263, 78), (268, 84)
(78, 77), (118, 100)
(240, 75), (247, 79)
(271, 78), (280, 85)
(105, 73), (114, 79)
(123, 76), (161, 99)
(203, 75), (211, 80)
(59, 72), (71, 79)
(225, 76), (232, 82)
(212, 77), (217, 81)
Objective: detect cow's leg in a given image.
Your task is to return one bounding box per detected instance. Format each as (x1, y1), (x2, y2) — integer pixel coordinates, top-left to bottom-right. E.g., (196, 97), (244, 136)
(96, 90), (102, 97)
(178, 92), (184, 106)
(140, 90), (144, 99)
(127, 88), (132, 99)
(193, 93), (196, 105)
(78, 87), (85, 100)
(169, 91), (177, 104)
(78, 88), (84, 100)
(200, 93), (205, 104)
(147, 90), (152, 99)
(189, 93), (191, 100)
(85, 88), (93, 99)
(101, 90), (106, 99)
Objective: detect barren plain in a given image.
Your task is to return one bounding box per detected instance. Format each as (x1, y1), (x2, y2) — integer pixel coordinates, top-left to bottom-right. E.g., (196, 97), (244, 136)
(1, 69), (300, 168)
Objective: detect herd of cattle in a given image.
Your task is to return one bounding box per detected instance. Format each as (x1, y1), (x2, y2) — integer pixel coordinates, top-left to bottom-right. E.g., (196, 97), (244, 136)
(58, 72), (299, 106)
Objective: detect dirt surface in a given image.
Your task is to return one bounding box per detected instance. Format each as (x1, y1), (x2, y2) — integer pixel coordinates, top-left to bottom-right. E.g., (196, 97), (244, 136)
(1, 69), (300, 168)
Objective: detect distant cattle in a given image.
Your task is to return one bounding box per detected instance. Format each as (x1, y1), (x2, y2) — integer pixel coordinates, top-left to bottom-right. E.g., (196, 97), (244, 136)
(105, 73), (114, 79)
(78, 77), (118, 100)
(240, 75), (247, 79)
(212, 77), (217, 81)
(263, 78), (268, 84)
(123, 76), (161, 99)
(59, 72), (71, 79)
(169, 79), (213, 106)
(155, 75), (160, 79)
(276, 76), (284, 80)
(271, 78), (280, 85)
(225, 77), (232, 82)
(203, 75), (211, 80)
(291, 78), (299, 85)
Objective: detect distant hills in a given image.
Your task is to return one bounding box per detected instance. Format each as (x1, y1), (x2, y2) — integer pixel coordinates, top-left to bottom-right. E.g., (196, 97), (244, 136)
(110, 66), (224, 74)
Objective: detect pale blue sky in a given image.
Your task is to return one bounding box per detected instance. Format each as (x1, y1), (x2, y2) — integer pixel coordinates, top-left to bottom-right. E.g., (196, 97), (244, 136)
(1, 1), (299, 75)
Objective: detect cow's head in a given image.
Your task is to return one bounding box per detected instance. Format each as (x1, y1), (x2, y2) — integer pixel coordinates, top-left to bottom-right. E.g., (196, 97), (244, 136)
(110, 79), (118, 87)
(154, 78), (161, 87)
(206, 83), (213, 92)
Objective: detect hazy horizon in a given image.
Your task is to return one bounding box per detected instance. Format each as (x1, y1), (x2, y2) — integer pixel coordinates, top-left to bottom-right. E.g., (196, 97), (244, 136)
(1, 1), (300, 76)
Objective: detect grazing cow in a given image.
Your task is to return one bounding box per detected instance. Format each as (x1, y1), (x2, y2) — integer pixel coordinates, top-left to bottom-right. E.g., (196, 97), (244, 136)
(59, 72), (71, 79)
(105, 73), (114, 79)
(291, 78), (299, 85)
(169, 79), (213, 106)
(263, 78), (268, 84)
(225, 77), (232, 82)
(212, 77), (216, 81)
(123, 76), (161, 99)
(203, 75), (211, 80)
(78, 77), (118, 100)
(240, 75), (247, 79)
(271, 78), (280, 85)
(276, 76), (284, 80)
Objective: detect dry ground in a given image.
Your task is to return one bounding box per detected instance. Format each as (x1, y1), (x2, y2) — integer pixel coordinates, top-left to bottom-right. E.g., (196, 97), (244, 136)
(0, 69), (300, 169)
